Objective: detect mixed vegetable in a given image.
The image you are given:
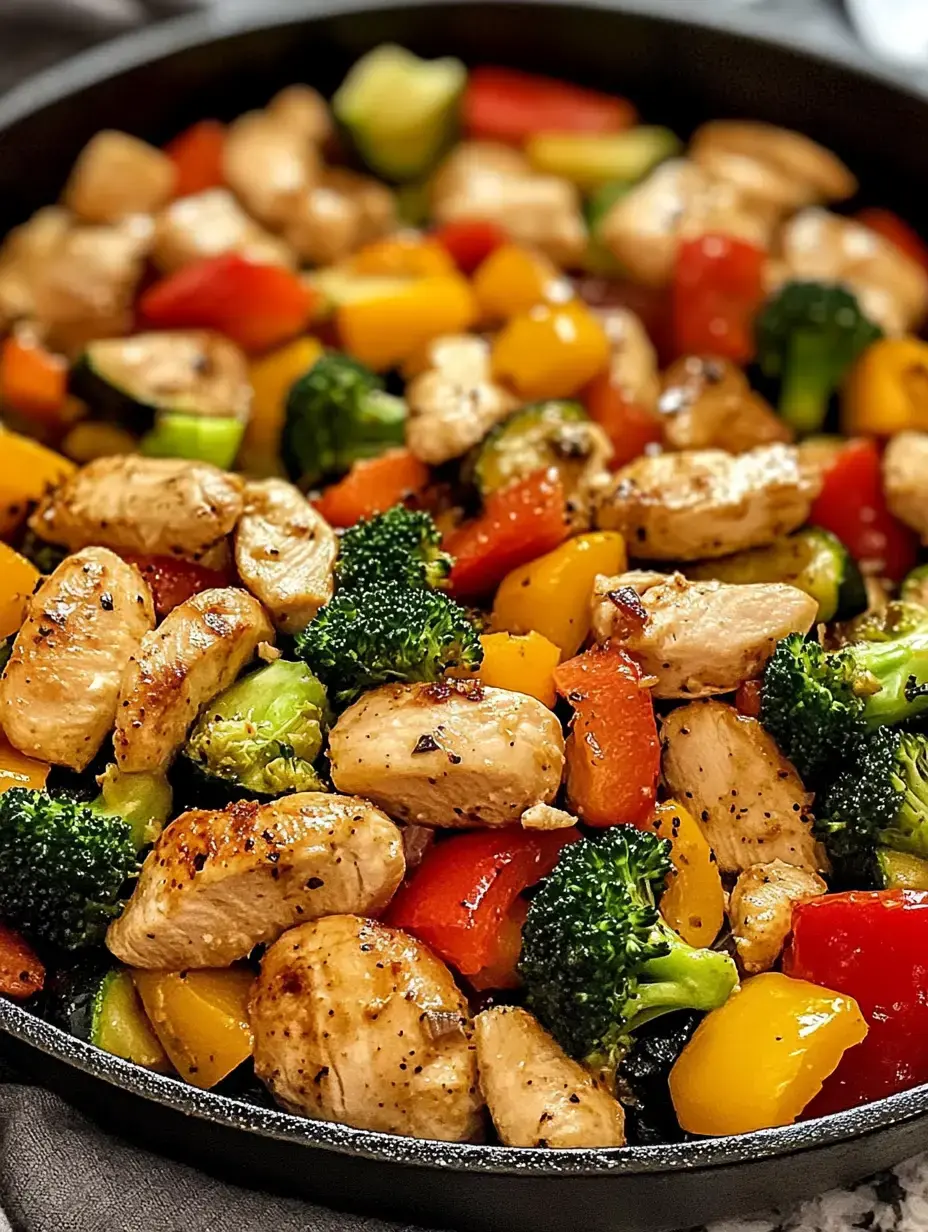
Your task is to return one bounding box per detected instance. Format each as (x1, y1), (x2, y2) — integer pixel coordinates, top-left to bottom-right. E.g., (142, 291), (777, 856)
(2, 45), (928, 1151)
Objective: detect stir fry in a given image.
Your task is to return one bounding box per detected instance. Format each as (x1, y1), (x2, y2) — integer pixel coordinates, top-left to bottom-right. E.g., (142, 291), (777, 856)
(2, 46), (928, 1150)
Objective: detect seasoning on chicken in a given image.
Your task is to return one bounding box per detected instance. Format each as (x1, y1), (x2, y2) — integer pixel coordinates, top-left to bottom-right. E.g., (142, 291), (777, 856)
(30, 456), (244, 561)
(594, 443), (821, 560)
(152, 189), (295, 273)
(658, 356), (792, 454)
(63, 130), (175, 224)
(660, 700), (827, 875)
(884, 431), (928, 543)
(250, 914), (483, 1140)
(106, 794), (404, 968)
(0, 548), (154, 770)
(113, 587), (273, 773)
(474, 1006), (625, 1148)
(591, 570), (817, 698)
(222, 110), (321, 230)
(234, 479), (338, 633)
(728, 860), (827, 974)
(328, 680), (565, 827)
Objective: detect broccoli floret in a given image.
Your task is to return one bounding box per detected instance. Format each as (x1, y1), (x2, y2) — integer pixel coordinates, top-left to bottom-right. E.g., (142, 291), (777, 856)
(0, 788), (139, 949)
(183, 660), (329, 796)
(761, 627), (928, 784)
(282, 352), (406, 488)
(296, 581), (483, 706)
(518, 827), (738, 1077)
(817, 728), (928, 887)
(755, 281), (883, 436)
(336, 505), (451, 592)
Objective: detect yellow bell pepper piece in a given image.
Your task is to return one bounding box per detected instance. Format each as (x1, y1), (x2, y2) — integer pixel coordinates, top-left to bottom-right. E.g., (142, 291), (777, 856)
(492, 532), (626, 658)
(0, 428), (74, 539)
(132, 967), (254, 1090)
(843, 336), (928, 436)
(338, 274), (478, 371)
(669, 972), (868, 1136)
(0, 542), (39, 639)
(640, 800), (724, 948)
(477, 631), (560, 707)
(0, 733), (48, 795)
(492, 300), (610, 400)
(472, 243), (566, 321)
(243, 336), (324, 473)
(349, 233), (456, 279)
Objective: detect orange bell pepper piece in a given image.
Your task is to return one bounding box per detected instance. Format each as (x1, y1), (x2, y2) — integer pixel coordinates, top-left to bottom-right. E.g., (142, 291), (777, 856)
(492, 300), (610, 399)
(337, 275), (478, 371)
(314, 449), (431, 528)
(0, 335), (67, 422)
(472, 243), (564, 321)
(0, 923), (44, 1000)
(349, 234), (456, 279)
(477, 631), (561, 707)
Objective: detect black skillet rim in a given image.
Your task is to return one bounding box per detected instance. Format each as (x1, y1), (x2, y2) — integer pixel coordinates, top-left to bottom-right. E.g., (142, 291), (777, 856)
(1, 0), (928, 1179)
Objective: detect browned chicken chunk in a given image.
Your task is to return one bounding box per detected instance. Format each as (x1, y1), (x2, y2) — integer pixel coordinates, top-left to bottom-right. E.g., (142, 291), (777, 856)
(329, 680), (565, 828)
(222, 110), (320, 229)
(0, 548), (154, 770)
(113, 587), (273, 772)
(63, 130), (175, 223)
(728, 860), (827, 974)
(251, 915), (483, 1140)
(884, 431), (928, 543)
(267, 85), (333, 145)
(474, 1007), (625, 1148)
(658, 356), (791, 454)
(283, 169), (396, 265)
(152, 189), (295, 273)
(596, 306), (660, 414)
(106, 794), (404, 968)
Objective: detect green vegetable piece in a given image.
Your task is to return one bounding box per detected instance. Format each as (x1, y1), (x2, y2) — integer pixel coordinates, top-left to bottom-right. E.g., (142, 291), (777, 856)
(877, 847), (928, 890)
(282, 352), (406, 488)
(833, 599), (928, 647)
(140, 413), (245, 469)
(755, 280), (883, 436)
(519, 826), (738, 1077)
(472, 399), (603, 497)
(334, 44), (466, 181)
(528, 127), (681, 191)
(45, 957), (169, 1069)
(94, 764), (172, 849)
(183, 659), (329, 797)
(586, 180), (634, 235)
(902, 564), (928, 609)
(336, 505), (451, 592)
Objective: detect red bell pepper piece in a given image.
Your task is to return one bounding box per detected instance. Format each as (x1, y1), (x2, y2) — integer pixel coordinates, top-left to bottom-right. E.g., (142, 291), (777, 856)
(314, 449), (430, 528)
(463, 66), (636, 143)
(433, 220), (508, 275)
(164, 120), (226, 199)
(385, 827), (578, 975)
(445, 469), (569, 600)
(584, 368), (663, 469)
(857, 208), (928, 275)
(140, 255), (316, 354)
(553, 643), (660, 827)
(122, 554), (231, 619)
(809, 437), (918, 582)
(735, 679), (763, 719)
(784, 889), (928, 1116)
(671, 234), (766, 364)
(0, 922), (44, 1000)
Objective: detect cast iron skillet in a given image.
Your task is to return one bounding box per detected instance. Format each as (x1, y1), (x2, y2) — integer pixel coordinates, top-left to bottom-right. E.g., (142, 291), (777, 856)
(2, 3), (928, 1228)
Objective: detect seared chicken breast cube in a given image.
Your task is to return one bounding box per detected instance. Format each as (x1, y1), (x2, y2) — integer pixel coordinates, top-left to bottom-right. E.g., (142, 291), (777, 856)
(235, 479), (338, 634)
(223, 110), (321, 230)
(114, 587), (273, 773)
(284, 168), (396, 265)
(728, 860), (827, 974)
(658, 356), (791, 454)
(63, 130), (175, 223)
(591, 571), (817, 698)
(251, 914), (483, 1140)
(0, 207), (72, 330)
(597, 306), (660, 414)
(152, 189), (295, 273)
(30, 456), (244, 561)
(884, 431), (928, 543)
(405, 335), (519, 465)
(0, 548), (154, 770)
(661, 700), (827, 875)
(329, 680), (565, 828)
(107, 793), (404, 969)
(594, 444), (820, 561)
(474, 1007), (625, 1148)
(267, 85), (333, 144)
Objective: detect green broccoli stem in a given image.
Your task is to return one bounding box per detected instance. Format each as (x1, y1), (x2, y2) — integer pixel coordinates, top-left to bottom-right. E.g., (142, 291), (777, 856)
(858, 632), (928, 728)
(778, 330), (837, 436)
(623, 927), (739, 1034)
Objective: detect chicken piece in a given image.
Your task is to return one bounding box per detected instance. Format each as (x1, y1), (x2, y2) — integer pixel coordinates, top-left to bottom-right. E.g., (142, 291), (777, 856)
(151, 188), (294, 273)
(30, 455), (244, 561)
(0, 207), (71, 331)
(0, 548), (154, 770)
(234, 478), (338, 633)
(728, 860), (827, 974)
(658, 356), (792, 454)
(284, 168), (396, 264)
(690, 121), (856, 214)
(474, 1007), (624, 1148)
(884, 431), (928, 543)
(521, 803), (577, 831)
(430, 140), (586, 266)
(661, 700), (827, 875)
(63, 130), (175, 224)
(598, 159), (776, 288)
(223, 110), (320, 230)
(591, 570), (817, 698)
(251, 914), (483, 1140)
(107, 793), (404, 968)
(405, 335), (519, 465)
(329, 680), (565, 828)
(768, 208), (928, 336)
(594, 443), (820, 561)
(597, 306), (660, 413)
(322, 168), (397, 244)
(113, 587), (273, 772)
(267, 85), (333, 145)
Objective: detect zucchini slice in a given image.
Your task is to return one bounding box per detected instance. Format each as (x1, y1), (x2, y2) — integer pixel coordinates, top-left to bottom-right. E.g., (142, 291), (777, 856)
(878, 847), (928, 890)
(902, 564), (928, 609)
(472, 400), (602, 497)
